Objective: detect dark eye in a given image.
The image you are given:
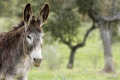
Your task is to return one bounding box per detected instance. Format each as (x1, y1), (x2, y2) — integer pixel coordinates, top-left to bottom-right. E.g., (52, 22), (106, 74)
(27, 36), (31, 39)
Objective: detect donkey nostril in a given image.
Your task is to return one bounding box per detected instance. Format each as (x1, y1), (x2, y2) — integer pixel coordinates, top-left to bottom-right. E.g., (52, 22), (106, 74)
(33, 58), (35, 61)
(33, 58), (43, 63)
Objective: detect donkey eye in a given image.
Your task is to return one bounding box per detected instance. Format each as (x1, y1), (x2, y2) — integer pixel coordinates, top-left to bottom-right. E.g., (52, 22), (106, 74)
(27, 36), (31, 39)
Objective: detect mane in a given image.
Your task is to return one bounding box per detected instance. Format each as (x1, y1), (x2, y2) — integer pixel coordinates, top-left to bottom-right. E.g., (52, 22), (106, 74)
(13, 16), (37, 30)
(0, 21), (24, 41)
(1, 19), (24, 52)
(13, 20), (24, 30)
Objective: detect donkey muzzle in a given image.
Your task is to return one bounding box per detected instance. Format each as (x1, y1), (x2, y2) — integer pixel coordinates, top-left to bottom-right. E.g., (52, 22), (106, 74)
(33, 58), (43, 67)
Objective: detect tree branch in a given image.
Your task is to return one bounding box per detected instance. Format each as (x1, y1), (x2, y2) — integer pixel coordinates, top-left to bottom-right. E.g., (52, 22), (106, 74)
(61, 22), (97, 50)
(74, 21), (97, 49)
(62, 40), (72, 49)
(59, 34), (72, 48)
(88, 7), (120, 23)
(88, 9), (100, 22)
(101, 13), (120, 22)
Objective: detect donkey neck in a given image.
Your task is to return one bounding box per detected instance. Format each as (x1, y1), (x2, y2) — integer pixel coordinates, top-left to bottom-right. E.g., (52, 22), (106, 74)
(0, 26), (27, 71)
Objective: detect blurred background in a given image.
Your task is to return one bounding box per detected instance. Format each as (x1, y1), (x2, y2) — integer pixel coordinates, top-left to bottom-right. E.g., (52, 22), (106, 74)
(0, 0), (120, 80)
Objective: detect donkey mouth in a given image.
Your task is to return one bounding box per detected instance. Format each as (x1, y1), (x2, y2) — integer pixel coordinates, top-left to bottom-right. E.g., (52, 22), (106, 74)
(34, 62), (41, 67)
(33, 58), (43, 67)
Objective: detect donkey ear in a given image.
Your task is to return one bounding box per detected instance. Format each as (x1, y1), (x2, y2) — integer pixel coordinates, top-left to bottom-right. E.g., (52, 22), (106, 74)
(23, 3), (32, 23)
(38, 3), (49, 24)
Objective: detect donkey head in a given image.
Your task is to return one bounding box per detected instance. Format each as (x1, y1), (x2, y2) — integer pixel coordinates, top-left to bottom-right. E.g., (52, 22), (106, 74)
(23, 3), (49, 67)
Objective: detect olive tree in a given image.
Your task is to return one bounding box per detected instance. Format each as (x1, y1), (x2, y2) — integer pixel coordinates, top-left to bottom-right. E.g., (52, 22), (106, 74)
(76, 0), (120, 73)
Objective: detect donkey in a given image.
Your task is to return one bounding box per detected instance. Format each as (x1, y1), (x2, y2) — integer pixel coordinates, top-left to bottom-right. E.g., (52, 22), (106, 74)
(0, 2), (49, 80)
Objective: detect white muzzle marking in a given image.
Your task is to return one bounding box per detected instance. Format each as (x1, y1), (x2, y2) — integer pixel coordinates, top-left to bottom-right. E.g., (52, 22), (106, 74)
(30, 45), (43, 63)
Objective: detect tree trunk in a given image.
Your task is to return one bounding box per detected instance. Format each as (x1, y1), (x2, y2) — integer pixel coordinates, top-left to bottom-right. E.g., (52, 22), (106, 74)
(65, 23), (97, 69)
(67, 48), (77, 69)
(99, 19), (115, 73)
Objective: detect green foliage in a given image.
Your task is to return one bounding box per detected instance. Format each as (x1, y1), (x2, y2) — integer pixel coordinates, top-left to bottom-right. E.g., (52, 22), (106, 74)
(0, 0), (48, 17)
(76, 0), (96, 14)
(76, 0), (120, 43)
(44, 0), (81, 45)
(76, 0), (120, 16)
